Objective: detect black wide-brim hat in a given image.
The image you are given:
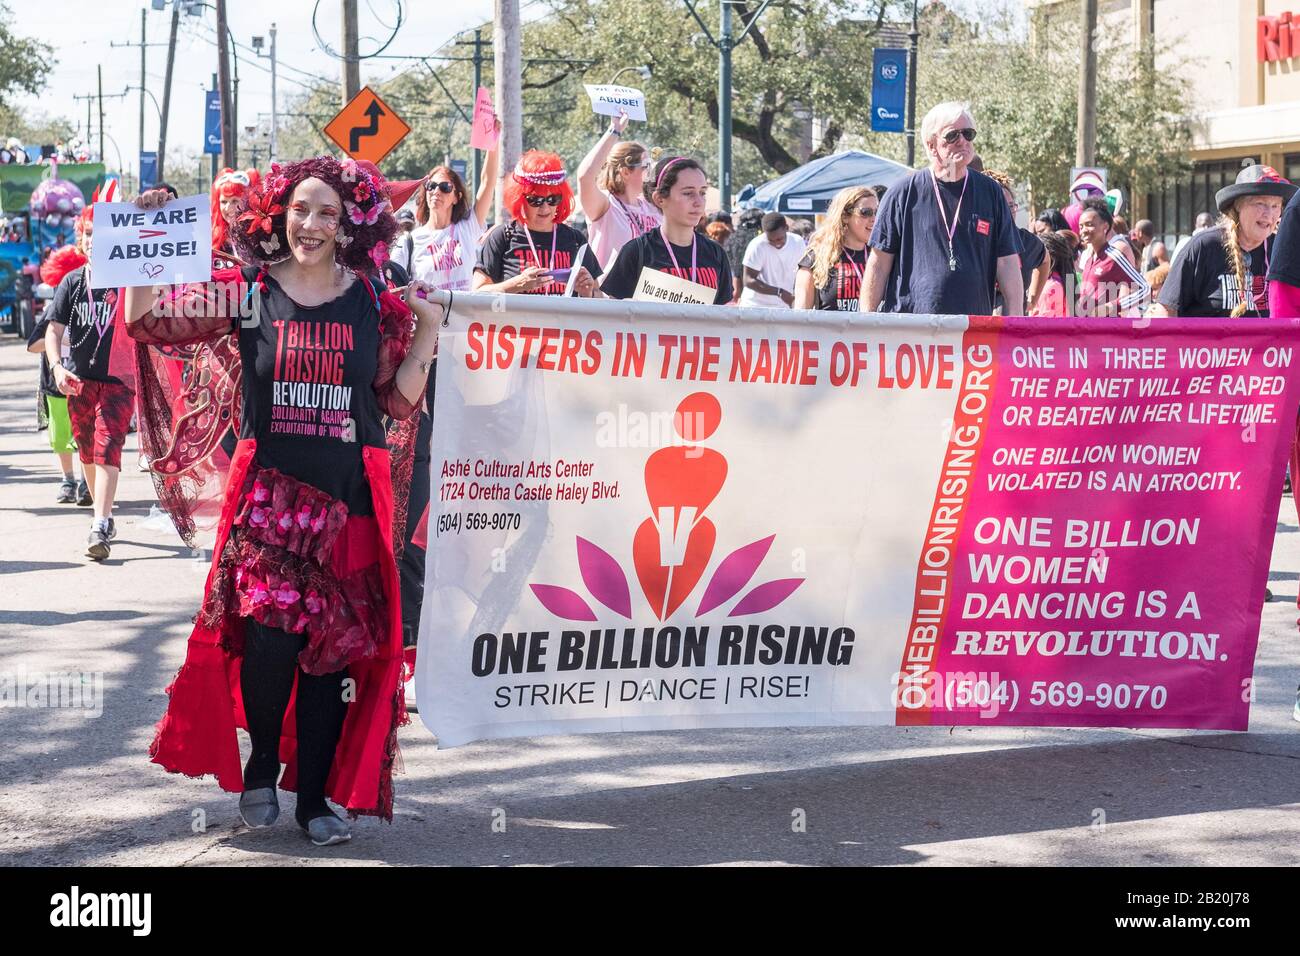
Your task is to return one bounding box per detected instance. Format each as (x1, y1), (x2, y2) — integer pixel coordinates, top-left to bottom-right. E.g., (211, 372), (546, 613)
(1216, 164), (1297, 213)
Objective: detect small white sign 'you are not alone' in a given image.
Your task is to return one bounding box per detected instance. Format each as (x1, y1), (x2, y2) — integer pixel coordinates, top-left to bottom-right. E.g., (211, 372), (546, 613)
(88, 194), (212, 289)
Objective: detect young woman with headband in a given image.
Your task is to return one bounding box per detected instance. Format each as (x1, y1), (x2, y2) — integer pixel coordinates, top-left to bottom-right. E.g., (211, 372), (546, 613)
(576, 109), (662, 270)
(793, 185), (876, 311)
(600, 155), (732, 305)
(473, 150), (602, 297)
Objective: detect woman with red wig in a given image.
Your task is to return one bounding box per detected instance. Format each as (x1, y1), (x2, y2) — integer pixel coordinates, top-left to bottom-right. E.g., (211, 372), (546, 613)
(212, 167), (259, 269)
(122, 155), (439, 845)
(473, 149), (603, 297)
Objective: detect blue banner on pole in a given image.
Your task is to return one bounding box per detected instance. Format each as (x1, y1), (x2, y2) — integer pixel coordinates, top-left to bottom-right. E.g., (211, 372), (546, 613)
(140, 151), (158, 187)
(871, 48), (907, 134)
(450, 159), (468, 180)
(204, 91), (222, 155)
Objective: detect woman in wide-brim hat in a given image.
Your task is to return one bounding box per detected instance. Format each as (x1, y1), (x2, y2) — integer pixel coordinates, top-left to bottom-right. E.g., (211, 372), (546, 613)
(1150, 165), (1296, 318)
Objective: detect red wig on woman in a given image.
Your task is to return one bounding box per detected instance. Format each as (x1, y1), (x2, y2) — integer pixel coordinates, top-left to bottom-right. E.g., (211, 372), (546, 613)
(504, 149), (573, 224)
(211, 167), (259, 256)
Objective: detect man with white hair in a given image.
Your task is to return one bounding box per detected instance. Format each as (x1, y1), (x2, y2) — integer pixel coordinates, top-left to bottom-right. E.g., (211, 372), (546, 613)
(862, 101), (1022, 315)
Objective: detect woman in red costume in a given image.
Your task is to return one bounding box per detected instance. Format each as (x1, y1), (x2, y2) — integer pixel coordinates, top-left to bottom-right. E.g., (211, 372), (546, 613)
(123, 156), (439, 845)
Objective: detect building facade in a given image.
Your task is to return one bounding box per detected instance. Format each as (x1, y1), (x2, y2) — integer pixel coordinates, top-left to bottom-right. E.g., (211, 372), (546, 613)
(1028, 0), (1300, 239)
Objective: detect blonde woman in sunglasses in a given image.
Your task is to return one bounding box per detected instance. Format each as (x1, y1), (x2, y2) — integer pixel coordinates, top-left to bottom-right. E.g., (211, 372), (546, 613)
(576, 109), (662, 270)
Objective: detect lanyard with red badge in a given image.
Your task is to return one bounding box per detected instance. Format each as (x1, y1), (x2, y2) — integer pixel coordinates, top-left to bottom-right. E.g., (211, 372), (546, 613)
(660, 227), (698, 284)
(930, 170), (969, 272)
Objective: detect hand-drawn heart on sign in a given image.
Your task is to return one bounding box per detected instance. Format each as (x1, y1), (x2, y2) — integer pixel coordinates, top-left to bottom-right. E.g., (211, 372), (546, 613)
(89, 193), (212, 289)
(470, 86), (499, 151)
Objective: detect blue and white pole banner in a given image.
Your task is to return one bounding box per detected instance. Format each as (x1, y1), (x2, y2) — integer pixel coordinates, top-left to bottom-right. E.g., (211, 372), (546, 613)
(204, 91), (222, 155)
(140, 151), (158, 188)
(871, 48), (907, 134)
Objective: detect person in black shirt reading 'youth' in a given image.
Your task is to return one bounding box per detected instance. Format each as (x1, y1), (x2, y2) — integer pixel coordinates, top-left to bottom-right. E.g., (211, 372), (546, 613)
(863, 100), (1021, 316)
(599, 155), (733, 306)
(473, 149), (602, 297)
(1150, 164), (1296, 318)
(793, 185), (876, 311)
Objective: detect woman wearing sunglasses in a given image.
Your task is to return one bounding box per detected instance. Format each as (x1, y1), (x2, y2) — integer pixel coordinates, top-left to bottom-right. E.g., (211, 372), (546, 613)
(397, 122), (500, 292)
(576, 109), (662, 270)
(794, 186), (877, 311)
(473, 150), (603, 297)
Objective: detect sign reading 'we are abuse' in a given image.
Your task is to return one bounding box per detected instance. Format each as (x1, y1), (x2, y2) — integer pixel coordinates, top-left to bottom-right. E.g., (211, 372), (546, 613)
(88, 194), (212, 289)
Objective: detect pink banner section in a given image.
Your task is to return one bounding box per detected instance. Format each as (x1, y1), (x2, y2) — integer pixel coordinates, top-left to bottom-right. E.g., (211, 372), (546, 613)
(898, 316), (1300, 730)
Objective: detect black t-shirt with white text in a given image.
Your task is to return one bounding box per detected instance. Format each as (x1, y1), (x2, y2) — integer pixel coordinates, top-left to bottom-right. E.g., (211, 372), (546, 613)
(600, 230), (733, 305)
(1159, 227), (1272, 317)
(474, 221), (602, 295)
(796, 246), (866, 311)
(1269, 187), (1300, 289)
(238, 267), (386, 514)
(869, 168), (1019, 315)
(48, 266), (121, 383)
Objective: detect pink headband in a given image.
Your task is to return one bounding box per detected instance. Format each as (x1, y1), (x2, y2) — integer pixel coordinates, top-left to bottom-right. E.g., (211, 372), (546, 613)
(655, 157), (686, 188)
(513, 166), (567, 187)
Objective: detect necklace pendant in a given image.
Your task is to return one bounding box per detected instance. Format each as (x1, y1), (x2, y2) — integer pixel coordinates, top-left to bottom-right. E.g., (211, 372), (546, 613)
(948, 254), (957, 272)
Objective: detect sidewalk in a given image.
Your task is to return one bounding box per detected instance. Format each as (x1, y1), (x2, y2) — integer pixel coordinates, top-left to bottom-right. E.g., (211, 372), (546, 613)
(1, 334), (1299, 866)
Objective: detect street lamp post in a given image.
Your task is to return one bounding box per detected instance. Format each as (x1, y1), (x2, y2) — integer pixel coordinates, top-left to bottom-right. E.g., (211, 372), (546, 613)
(253, 25), (278, 162)
(906, 0), (920, 168)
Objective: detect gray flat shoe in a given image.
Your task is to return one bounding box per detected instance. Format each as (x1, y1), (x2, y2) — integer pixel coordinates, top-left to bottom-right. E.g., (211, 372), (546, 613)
(238, 787), (280, 828)
(303, 814), (352, 846)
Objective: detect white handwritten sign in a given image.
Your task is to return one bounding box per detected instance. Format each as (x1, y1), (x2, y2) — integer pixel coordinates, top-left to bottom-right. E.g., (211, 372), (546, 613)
(631, 266), (716, 305)
(89, 194), (212, 289)
(583, 84), (647, 123)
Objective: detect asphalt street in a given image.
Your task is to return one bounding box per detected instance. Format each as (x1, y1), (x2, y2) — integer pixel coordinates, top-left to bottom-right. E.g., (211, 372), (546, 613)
(2, 335), (1298, 867)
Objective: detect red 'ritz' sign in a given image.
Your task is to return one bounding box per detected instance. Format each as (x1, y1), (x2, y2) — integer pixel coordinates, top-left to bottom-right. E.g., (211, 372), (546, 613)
(1258, 13), (1300, 62)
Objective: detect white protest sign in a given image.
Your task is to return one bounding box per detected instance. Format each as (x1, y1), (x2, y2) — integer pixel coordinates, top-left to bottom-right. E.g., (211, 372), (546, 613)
(583, 84), (647, 122)
(89, 194), (212, 289)
(631, 266), (716, 305)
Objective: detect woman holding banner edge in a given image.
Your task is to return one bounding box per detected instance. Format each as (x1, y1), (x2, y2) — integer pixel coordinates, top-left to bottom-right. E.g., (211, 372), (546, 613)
(121, 156), (439, 846)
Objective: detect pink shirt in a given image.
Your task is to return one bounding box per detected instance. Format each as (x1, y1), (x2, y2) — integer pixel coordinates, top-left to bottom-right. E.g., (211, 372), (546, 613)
(1031, 274), (1068, 316)
(587, 188), (661, 270)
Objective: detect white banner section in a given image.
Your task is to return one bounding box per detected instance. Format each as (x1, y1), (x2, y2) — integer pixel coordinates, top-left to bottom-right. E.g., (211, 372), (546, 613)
(416, 292), (969, 746)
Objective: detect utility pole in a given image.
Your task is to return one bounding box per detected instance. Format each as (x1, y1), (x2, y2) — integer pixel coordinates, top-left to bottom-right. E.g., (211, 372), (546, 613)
(158, 1), (180, 181)
(719, 1), (732, 211)
(269, 24), (278, 161)
(139, 9), (146, 177)
(683, 0), (772, 213)
(341, 0), (360, 105)
(1076, 0), (1098, 167)
(495, 0), (522, 219)
(456, 28), (488, 199)
(212, 73), (220, 181)
(97, 65), (104, 164)
(217, 0), (235, 169)
(906, 0), (920, 167)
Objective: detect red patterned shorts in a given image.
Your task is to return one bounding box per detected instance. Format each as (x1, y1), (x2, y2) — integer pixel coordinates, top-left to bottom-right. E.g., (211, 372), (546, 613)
(66, 379), (135, 469)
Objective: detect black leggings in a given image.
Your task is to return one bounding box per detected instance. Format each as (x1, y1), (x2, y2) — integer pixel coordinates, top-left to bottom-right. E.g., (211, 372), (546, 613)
(240, 619), (348, 823)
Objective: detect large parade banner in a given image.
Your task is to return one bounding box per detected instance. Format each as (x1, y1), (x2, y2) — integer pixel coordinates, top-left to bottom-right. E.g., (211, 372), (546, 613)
(416, 293), (1300, 746)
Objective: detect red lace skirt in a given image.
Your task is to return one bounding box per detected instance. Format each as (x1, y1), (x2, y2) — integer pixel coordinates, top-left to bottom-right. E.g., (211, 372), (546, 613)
(199, 465), (388, 675)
